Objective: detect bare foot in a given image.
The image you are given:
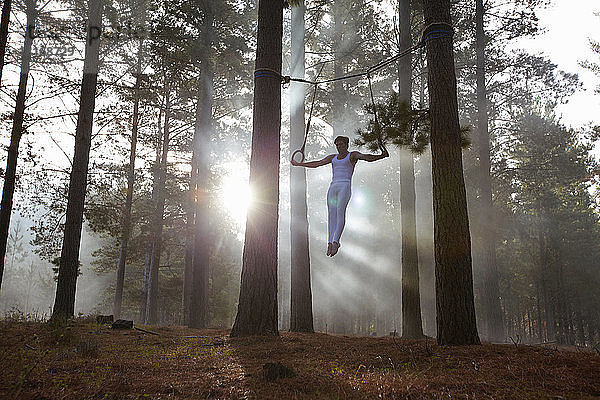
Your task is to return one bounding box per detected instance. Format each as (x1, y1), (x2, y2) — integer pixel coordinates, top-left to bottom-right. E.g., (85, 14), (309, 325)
(326, 242), (332, 256)
(330, 241), (340, 256)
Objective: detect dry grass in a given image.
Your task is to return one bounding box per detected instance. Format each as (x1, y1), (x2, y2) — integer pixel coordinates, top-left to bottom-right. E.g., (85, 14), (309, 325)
(0, 320), (598, 399)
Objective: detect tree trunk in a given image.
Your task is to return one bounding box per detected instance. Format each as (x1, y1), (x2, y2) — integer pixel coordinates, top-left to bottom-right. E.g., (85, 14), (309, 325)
(140, 241), (151, 322)
(25, 261), (33, 314)
(538, 230), (555, 341)
(328, 0), (349, 332)
(140, 93), (165, 323)
(145, 83), (171, 325)
(573, 295), (585, 346)
(289, 2), (313, 333)
(475, 0), (504, 343)
(230, 0), (282, 337)
(415, 52), (436, 337)
(398, 0), (424, 340)
(416, 150), (435, 336)
(331, 1), (346, 137)
(0, 0), (11, 85)
(587, 311), (598, 347)
(188, 5), (214, 329)
(535, 286), (544, 342)
(422, 0), (480, 345)
(181, 182), (194, 325)
(0, 0), (34, 294)
(527, 308), (533, 342)
(52, 0), (103, 320)
(400, 148), (424, 338)
(556, 260), (568, 344)
(113, 39), (143, 319)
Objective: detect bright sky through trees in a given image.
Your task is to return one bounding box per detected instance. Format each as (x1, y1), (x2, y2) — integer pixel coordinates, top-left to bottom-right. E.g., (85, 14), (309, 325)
(219, 161), (251, 229)
(517, 0), (600, 129)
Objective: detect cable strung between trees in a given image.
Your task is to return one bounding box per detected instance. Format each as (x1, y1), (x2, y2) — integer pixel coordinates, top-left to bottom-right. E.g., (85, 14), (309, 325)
(255, 22), (454, 162)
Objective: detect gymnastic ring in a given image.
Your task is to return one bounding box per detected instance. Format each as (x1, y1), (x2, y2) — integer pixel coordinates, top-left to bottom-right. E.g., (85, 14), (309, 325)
(292, 149), (305, 163)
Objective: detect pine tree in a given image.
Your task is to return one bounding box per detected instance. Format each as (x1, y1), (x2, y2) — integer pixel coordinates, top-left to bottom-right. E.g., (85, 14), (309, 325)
(422, 0), (480, 345)
(113, 37), (144, 319)
(398, 0), (424, 340)
(230, 0), (283, 336)
(289, 1), (314, 333)
(0, 0), (36, 295)
(188, 1), (214, 329)
(52, 0), (104, 320)
(0, 0), (11, 85)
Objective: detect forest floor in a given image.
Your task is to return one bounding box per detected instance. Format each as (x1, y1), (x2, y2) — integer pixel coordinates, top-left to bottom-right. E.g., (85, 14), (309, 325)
(0, 318), (599, 399)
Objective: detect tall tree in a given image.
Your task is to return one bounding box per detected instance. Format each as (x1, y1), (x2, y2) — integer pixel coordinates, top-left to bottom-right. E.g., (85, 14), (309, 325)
(422, 0), (480, 345)
(188, 2), (214, 329)
(415, 50), (436, 337)
(398, 0), (424, 340)
(289, 1), (313, 333)
(140, 95), (165, 323)
(113, 38), (144, 319)
(52, 0), (103, 320)
(0, 0), (35, 295)
(230, 0), (283, 337)
(145, 81), (171, 325)
(329, 0), (350, 335)
(0, 0), (11, 85)
(474, 0), (503, 342)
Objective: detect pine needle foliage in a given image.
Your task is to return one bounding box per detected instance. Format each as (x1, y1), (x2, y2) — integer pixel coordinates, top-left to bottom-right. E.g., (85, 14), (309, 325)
(354, 91), (472, 154)
(354, 92), (430, 154)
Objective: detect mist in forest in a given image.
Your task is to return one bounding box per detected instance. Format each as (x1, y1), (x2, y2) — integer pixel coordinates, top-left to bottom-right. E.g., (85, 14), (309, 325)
(0, 0), (599, 347)
(0, 217), (109, 317)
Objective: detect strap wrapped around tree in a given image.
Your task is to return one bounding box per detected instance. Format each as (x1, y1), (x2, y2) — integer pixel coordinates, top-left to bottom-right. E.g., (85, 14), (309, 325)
(420, 22), (454, 43)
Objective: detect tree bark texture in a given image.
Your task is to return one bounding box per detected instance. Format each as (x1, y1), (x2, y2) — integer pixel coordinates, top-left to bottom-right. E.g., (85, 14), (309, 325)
(475, 0), (504, 342)
(182, 174), (194, 325)
(145, 84), (171, 325)
(398, 0), (424, 340)
(0, 0), (11, 85)
(230, 0), (282, 336)
(113, 39), (143, 319)
(332, 1), (346, 137)
(140, 241), (151, 322)
(289, 3), (313, 333)
(188, 4), (214, 329)
(52, 0), (103, 320)
(328, 0), (350, 333)
(538, 229), (555, 341)
(140, 102), (164, 322)
(416, 54), (436, 337)
(0, 1), (34, 293)
(416, 150), (436, 336)
(422, 0), (480, 345)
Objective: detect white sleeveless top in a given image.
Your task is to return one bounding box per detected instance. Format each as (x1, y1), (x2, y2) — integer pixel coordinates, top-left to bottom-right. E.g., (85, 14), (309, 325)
(331, 152), (354, 183)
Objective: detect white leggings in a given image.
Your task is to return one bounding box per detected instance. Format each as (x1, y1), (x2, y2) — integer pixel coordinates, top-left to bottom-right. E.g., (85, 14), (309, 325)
(327, 181), (352, 243)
